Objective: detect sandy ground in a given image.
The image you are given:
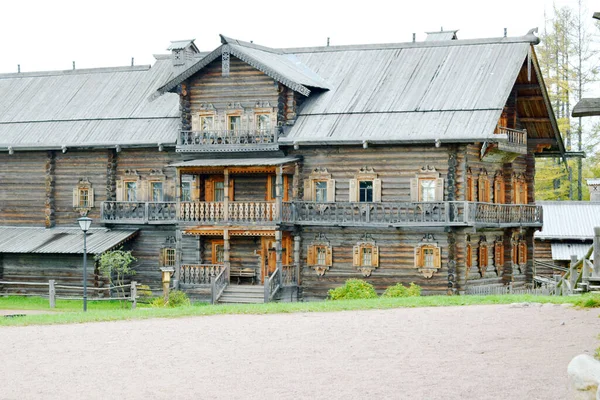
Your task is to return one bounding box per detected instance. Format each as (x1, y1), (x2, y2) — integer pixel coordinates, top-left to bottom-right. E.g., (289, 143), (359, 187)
(0, 303), (599, 400)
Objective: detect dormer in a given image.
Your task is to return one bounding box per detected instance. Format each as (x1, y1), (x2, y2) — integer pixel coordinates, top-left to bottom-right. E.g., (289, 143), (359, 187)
(167, 39), (200, 71)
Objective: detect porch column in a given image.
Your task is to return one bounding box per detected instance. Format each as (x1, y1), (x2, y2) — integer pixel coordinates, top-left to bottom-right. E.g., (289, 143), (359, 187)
(294, 234), (301, 284)
(197, 236), (202, 264)
(174, 228), (182, 288)
(276, 165), (283, 223)
(224, 168), (230, 222)
(292, 162), (300, 201)
(275, 230), (282, 275)
(176, 168), (181, 220)
(224, 229), (231, 282)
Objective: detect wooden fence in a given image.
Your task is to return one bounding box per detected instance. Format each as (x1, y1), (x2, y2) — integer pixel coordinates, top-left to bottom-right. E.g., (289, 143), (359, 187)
(465, 283), (553, 296)
(0, 280), (140, 309)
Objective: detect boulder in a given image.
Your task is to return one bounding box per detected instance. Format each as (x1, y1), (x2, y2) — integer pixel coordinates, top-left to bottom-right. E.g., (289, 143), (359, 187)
(568, 354), (600, 399)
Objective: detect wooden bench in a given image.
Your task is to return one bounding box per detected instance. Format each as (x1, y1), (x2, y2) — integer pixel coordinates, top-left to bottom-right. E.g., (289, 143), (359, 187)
(229, 267), (256, 284)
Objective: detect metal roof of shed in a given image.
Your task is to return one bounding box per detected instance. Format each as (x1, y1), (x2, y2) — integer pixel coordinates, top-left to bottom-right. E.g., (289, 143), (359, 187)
(551, 243), (594, 261)
(0, 227), (138, 254)
(535, 202), (600, 240)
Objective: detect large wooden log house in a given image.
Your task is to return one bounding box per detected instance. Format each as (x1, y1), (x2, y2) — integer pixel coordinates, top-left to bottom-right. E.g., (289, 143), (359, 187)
(0, 29), (565, 301)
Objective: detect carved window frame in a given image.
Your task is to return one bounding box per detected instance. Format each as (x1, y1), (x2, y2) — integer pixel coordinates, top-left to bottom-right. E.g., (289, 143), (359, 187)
(212, 240), (225, 265)
(349, 167), (381, 203)
(478, 237), (489, 277)
(159, 236), (177, 267)
(73, 178), (95, 211)
(147, 169), (167, 202)
(411, 166), (444, 202)
(117, 170), (142, 202)
(466, 168), (476, 202)
(304, 167), (335, 202)
(414, 240), (441, 278)
(306, 234), (333, 276)
(494, 172), (505, 204)
(478, 170), (491, 203)
(494, 240), (505, 275)
(353, 237), (379, 277)
(512, 173), (528, 205)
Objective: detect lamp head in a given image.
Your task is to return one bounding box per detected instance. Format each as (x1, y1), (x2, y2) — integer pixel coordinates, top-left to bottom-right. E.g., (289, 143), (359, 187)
(77, 216), (92, 232)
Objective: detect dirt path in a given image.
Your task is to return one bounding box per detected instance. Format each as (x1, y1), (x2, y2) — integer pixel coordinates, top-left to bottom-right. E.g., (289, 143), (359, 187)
(0, 303), (598, 400)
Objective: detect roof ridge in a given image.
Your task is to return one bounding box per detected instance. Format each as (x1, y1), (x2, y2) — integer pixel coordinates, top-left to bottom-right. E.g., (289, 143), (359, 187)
(278, 30), (540, 54)
(0, 65), (151, 79)
(220, 34), (283, 54)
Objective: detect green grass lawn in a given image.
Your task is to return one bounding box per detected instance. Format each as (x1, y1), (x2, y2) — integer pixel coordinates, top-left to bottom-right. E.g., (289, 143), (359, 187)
(0, 293), (587, 327)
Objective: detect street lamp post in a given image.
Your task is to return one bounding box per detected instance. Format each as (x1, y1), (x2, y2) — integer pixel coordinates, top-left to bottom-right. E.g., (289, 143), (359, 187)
(77, 217), (92, 312)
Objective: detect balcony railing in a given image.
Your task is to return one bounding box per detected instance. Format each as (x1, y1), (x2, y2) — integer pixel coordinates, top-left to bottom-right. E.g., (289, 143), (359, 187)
(101, 201), (177, 224)
(179, 201), (278, 224)
(496, 126), (527, 154)
(282, 201), (542, 227)
(177, 129), (280, 152)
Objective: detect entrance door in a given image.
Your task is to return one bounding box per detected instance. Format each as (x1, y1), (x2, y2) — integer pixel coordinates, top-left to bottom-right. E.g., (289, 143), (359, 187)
(260, 234), (292, 283)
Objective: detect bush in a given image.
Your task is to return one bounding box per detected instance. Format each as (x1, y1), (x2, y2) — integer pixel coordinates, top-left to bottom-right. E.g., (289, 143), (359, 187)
(151, 290), (191, 308)
(328, 279), (377, 300)
(574, 295), (600, 308)
(136, 285), (153, 304)
(382, 282), (422, 298)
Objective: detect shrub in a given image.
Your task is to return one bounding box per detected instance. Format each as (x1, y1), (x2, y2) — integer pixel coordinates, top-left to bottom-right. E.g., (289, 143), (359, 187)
(328, 279), (377, 300)
(136, 285), (153, 304)
(95, 249), (137, 307)
(574, 295), (600, 308)
(150, 290), (191, 308)
(382, 282), (422, 298)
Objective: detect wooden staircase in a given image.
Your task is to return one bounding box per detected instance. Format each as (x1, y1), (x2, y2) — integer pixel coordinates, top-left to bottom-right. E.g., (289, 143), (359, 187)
(218, 285), (264, 304)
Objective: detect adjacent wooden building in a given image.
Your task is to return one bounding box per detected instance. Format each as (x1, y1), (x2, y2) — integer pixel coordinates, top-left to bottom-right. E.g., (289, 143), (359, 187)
(0, 29), (565, 301)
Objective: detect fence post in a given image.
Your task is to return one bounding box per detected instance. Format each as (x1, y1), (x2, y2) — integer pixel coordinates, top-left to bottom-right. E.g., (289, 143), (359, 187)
(594, 227), (600, 277)
(49, 279), (56, 309)
(570, 255), (578, 294)
(131, 281), (137, 310)
(509, 282), (513, 294)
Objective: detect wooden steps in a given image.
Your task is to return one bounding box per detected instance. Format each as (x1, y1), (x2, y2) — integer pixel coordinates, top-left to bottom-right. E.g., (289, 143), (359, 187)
(218, 285), (264, 304)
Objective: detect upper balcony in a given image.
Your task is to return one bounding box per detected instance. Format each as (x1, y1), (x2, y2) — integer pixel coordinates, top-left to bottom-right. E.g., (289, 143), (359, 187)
(177, 128), (280, 153)
(482, 126), (528, 162)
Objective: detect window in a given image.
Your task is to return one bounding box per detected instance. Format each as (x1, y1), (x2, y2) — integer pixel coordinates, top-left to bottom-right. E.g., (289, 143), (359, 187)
(307, 241), (333, 276)
(79, 188), (90, 208)
(256, 114), (271, 131)
(304, 168), (335, 202)
(315, 181), (328, 203)
(266, 175), (289, 202)
(410, 166), (443, 202)
(212, 241), (225, 264)
(181, 181), (191, 202)
(214, 181), (225, 202)
(151, 182), (163, 202)
(420, 179), (436, 202)
(316, 246), (327, 266)
(73, 178), (95, 209)
(200, 116), (214, 131)
(414, 244), (441, 278)
(353, 240), (379, 276)
(160, 248), (176, 267)
(478, 172), (490, 202)
(494, 173), (505, 204)
(350, 167), (380, 202)
(513, 174), (528, 204)
(228, 115), (241, 131)
(359, 181), (374, 202)
(126, 181), (137, 201)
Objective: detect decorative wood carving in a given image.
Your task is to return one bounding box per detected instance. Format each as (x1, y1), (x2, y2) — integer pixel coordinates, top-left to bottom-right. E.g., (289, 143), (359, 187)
(414, 239), (441, 279)
(307, 233), (332, 276)
(353, 234), (379, 277)
(44, 151), (56, 227)
(222, 46), (230, 77)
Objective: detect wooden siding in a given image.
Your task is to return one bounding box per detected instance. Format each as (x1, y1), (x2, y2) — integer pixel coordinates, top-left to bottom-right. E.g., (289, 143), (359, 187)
(0, 152), (46, 225)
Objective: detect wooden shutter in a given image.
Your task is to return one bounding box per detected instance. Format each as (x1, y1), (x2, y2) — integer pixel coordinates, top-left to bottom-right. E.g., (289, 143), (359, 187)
(89, 188), (95, 208)
(205, 178), (214, 202)
(414, 246), (423, 268)
(435, 178), (444, 201)
(433, 246), (441, 268)
(479, 246), (487, 267)
(352, 245), (360, 267)
(410, 178), (419, 201)
(73, 188), (79, 207)
(303, 179), (313, 201)
(326, 179), (336, 202)
(191, 177), (199, 201)
(283, 176), (289, 202)
(466, 245), (472, 268)
(349, 179), (358, 202)
(373, 179), (382, 202)
(116, 180), (123, 201)
(191, 114), (200, 131)
(307, 245), (315, 265)
(325, 246), (333, 267)
(228, 178), (235, 201)
(466, 176), (473, 201)
(372, 246), (379, 267)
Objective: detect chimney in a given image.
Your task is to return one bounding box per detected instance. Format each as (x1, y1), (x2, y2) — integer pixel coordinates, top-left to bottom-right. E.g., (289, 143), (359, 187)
(167, 39), (200, 72)
(587, 179), (600, 202)
(425, 29), (459, 42)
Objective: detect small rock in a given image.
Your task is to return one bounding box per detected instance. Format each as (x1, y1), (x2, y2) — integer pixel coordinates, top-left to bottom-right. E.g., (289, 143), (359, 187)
(562, 322), (566, 326)
(567, 354), (600, 399)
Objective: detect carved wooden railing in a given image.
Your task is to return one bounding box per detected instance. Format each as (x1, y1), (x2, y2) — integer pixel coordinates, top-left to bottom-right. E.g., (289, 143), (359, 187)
(282, 201), (542, 227)
(180, 264), (224, 285)
(178, 129), (279, 152)
(467, 203), (542, 225)
(283, 201), (467, 226)
(264, 267), (281, 303)
(495, 126), (527, 154)
(282, 264), (299, 286)
(101, 201), (177, 224)
(178, 201), (277, 224)
(211, 264), (229, 304)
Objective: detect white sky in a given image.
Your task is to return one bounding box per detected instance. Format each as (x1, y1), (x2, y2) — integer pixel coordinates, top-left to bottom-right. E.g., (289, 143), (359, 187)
(0, 0), (584, 74)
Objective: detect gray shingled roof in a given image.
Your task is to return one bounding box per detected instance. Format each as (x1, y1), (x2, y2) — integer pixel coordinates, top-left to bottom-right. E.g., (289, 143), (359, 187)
(0, 227), (138, 254)
(0, 58), (179, 150)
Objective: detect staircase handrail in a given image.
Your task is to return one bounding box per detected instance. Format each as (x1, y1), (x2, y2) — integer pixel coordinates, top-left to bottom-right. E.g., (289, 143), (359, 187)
(210, 264), (229, 304)
(264, 268), (281, 303)
(554, 245), (594, 295)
